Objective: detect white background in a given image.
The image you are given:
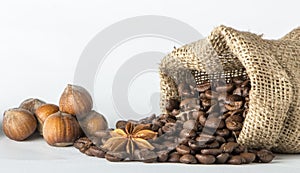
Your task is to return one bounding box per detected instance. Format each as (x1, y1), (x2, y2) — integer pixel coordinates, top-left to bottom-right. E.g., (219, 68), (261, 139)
(0, 0), (299, 172)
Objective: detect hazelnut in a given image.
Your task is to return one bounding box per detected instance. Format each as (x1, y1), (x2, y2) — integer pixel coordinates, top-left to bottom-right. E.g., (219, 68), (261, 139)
(35, 104), (59, 135)
(2, 108), (37, 141)
(80, 110), (108, 136)
(59, 84), (93, 119)
(19, 98), (46, 114)
(43, 112), (82, 147)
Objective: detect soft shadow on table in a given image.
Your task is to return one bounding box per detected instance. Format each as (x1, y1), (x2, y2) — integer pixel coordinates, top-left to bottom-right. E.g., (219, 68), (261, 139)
(0, 121), (3, 137)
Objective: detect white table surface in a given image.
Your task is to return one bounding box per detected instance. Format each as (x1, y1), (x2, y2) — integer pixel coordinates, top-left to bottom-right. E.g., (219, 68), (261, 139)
(1, 123), (299, 173)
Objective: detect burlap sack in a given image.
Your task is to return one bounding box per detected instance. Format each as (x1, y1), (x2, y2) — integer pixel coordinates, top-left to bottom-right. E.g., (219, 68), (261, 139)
(159, 25), (300, 153)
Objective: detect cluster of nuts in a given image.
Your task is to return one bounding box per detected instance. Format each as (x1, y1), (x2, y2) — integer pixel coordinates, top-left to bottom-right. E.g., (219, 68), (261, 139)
(2, 84), (108, 147)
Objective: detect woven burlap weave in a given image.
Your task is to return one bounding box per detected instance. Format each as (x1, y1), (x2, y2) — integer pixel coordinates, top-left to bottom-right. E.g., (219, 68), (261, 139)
(159, 25), (300, 153)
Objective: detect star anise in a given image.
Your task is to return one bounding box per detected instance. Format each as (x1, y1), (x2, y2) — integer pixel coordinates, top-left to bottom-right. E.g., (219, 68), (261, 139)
(101, 122), (158, 156)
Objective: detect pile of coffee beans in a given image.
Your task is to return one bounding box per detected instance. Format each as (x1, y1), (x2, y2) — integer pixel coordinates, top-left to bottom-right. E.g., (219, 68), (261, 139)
(74, 76), (275, 164)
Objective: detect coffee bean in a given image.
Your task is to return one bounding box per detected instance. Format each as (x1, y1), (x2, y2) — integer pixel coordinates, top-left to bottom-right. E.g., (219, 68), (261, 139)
(196, 134), (216, 144)
(216, 83), (235, 93)
(216, 153), (230, 164)
(205, 117), (225, 129)
(188, 140), (202, 150)
(183, 120), (198, 130)
(205, 90), (218, 99)
(206, 104), (220, 114)
(226, 137), (236, 142)
(233, 145), (246, 154)
(195, 154), (216, 164)
(105, 153), (123, 162)
(166, 99), (180, 112)
(240, 153), (256, 163)
(207, 141), (220, 149)
(221, 142), (239, 153)
(232, 77), (244, 85)
(226, 114), (243, 123)
(225, 101), (244, 111)
(134, 149), (157, 163)
(196, 83), (211, 92)
(180, 129), (197, 138)
(85, 146), (106, 158)
(171, 109), (180, 116)
(233, 87), (243, 96)
(116, 120), (127, 129)
(176, 145), (191, 155)
(168, 152), (181, 162)
(256, 149), (275, 163)
(157, 150), (169, 162)
(201, 149), (222, 156)
(180, 154), (198, 164)
(241, 80), (250, 88)
(198, 114), (207, 126)
(227, 155), (243, 165)
(201, 98), (212, 107)
(215, 135), (226, 143)
(216, 129), (230, 137)
(226, 121), (243, 131)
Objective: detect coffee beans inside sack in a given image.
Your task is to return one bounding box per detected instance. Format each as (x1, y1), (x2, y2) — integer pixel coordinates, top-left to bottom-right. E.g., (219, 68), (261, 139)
(74, 25), (300, 164)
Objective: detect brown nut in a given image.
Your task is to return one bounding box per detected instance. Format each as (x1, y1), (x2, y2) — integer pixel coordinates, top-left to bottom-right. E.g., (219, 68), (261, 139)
(43, 112), (82, 147)
(35, 104), (59, 135)
(2, 108), (37, 141)
(80, 110), (108, 136)
(59, 84), (93, 119)
(19, 98), (46, 114)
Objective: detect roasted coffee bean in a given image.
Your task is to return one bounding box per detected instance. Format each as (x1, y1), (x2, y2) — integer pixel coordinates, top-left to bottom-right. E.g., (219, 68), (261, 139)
(232, 77), (244, 85)
(180, 154), (198, 164)
(216, 83), (235, 93)
(215, 135), (226, 143)
(176, 145), (191, 155)
(183, 120), (198, 130)
(168, 152), (181, 162)
(152, 143), (167, 150)
(201, 149), (222, 156)
(226, 121), (243, 131)
(198, 114), (207, 126)
(233, 145), (246, 154)
(216, 153), (230, 164)
(207, 141), (220, 149)
(206, 104), (220, 114)
(227, 155), (243, 165)
(188, 140), (202, 150)
(216, 129), (230, 137)
(225, 101), (244, 111)
(256, 149), (275, 163)
(226, 137), (236, 142)
(226, 114), (244, 123)
(116, 120), (127, 129)
(241, 80), (250, 88)
(221, 142), (239, 153)
(157, 150), (169, 162)
(165, 99), (180, 112)
(195, 134), (216, 144)
(226, 94), (244, 103)
(105, 153), (123, 162)
(205, 90), (218, 99)
(201, 98), (212, 107)
(240, 153), (256, 163)
(205, 117), (225, 129)
(171, 109), (180, 116)
(162, 123), (176, 133)
(180, 129), (197, 138)
(233, 87), (243, 96)
(195, 154), (216, 164)
(134, 149), (157, 163)
(196, 83), (211, 92)
(180, 98), (199, 110)
(85, 146), (106, 158)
